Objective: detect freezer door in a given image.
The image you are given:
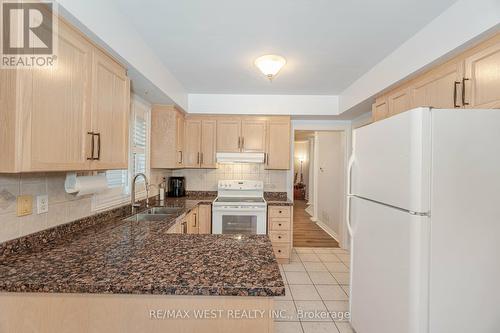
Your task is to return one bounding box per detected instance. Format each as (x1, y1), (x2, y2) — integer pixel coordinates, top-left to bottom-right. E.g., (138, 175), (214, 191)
(429, 109), (500, 333)
(351, 107), (431, 213)
(350, 196), (430, 333)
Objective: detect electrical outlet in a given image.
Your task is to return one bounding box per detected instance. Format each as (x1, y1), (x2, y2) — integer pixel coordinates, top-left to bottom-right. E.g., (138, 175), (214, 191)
(36, 195), (48, 214)
(17, 195), (33, 217)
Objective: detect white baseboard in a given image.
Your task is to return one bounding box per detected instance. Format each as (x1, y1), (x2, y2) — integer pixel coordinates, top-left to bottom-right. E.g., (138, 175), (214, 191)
(315, 219), (340, 243)
(304, 206), (313, 216)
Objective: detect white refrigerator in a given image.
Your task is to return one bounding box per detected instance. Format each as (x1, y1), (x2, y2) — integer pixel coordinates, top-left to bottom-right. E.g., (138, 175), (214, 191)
(347, 107), (500, 333)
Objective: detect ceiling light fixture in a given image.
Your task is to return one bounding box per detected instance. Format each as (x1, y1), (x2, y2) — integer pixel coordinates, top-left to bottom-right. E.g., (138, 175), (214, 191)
(254, 54), (286, 81)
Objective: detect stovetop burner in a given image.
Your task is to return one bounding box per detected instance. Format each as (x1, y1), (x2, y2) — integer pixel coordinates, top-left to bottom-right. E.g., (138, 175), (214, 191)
(214, 197), (265, 204)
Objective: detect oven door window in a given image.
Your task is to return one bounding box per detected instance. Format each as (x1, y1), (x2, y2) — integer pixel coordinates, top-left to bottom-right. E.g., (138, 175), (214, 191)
(221, 215), (257, 234)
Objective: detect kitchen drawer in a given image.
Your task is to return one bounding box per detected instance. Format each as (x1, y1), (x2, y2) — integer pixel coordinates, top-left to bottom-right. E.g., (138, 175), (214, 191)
(273, 244), (290, 259)
(269, 230), (290, 243)
(270, 218), (290, 231)
(269, 206), (291, 218)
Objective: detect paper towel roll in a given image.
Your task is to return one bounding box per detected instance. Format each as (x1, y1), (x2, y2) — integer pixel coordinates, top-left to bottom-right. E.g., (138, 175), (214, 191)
(65, 172), (109, 196)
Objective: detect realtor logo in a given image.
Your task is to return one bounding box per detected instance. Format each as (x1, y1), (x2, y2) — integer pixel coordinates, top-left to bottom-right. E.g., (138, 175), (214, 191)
(1, 0), (58, 68)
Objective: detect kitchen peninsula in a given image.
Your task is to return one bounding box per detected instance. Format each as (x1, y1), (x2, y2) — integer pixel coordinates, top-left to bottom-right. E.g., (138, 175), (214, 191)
(0, 196), (284, 333)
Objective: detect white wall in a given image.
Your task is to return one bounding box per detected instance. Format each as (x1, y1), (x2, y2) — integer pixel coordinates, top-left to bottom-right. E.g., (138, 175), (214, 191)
(316, 132), (345, 237)
(288, 120), (351, 201)
(339, 0), (500, 113)
(58, 0), (188, 109)
(189, 94), (339, 115)
(293, 141), (310, 199)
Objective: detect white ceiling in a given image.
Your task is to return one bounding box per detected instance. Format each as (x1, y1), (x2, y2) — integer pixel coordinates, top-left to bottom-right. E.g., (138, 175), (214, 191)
(113, 0), (457, 95)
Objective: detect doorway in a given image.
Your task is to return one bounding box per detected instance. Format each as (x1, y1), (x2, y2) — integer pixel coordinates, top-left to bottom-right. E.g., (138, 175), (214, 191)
(292, 130), (346, 248)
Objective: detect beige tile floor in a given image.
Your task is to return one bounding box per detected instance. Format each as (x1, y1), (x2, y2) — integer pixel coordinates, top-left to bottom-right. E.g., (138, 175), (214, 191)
(274, 247), (354, 333)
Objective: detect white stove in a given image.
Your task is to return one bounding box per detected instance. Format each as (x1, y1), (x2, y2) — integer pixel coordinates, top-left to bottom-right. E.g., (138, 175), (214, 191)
(212, 180), (267, 234)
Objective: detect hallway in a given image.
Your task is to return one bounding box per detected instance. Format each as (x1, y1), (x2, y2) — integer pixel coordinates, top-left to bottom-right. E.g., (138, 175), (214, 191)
(293, 200), (339, 248)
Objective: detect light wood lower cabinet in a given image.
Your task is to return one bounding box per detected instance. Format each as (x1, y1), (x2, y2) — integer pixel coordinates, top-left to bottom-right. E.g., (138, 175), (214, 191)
(198, 204), (212, 234)
(265, 118), (291, 170)
(0, 17), (129, 172)
(187, 206), (199, 234)
(167, 204), (211, 234)
(268, 205), (293, 264)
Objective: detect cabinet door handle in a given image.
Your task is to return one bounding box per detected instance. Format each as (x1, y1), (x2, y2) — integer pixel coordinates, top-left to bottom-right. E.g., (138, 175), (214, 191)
(462, 77), (470, 106)
(238, 136), (241, 149)
(87, 132), (95, 160)
(266, 153), (269, 165)
(178, 150), (183, 164)
(241, 137), (244, 150)
(453, 81), (460, 108)
(200, 152), (203, 165)
(95, 132), (101, 160)
(197, 152), (200, 165)
(193, 213), (197, 227)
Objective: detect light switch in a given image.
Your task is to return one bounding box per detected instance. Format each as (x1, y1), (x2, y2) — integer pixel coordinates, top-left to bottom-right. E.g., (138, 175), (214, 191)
(36, 195), (48, 214)
(17, 195), (33, 217)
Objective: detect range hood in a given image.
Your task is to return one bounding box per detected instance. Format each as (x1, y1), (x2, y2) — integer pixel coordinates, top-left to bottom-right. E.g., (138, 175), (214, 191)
(216, 152), (265, 164)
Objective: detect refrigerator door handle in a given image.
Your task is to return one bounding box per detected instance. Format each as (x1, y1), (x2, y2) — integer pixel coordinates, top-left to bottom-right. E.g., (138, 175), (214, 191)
(346, 154), (355, 237)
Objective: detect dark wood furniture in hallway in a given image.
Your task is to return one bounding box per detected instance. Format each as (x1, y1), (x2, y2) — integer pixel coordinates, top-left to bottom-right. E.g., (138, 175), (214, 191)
(293, 200), (339, 248)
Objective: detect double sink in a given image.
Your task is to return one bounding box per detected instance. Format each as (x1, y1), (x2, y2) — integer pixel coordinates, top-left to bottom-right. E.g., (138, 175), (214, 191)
(123, 207), (183, 222)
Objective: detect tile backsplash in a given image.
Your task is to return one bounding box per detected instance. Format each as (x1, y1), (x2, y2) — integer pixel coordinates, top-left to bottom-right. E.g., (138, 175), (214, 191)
(0, 173), (95, 243)
(0, 166), (286, 243)
(170, 164), (288, 192)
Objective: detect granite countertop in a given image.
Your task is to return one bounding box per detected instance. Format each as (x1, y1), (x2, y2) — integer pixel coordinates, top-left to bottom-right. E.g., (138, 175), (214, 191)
(266, 199), (293, 206)
(0, 195), (284, 297)
(264, 192), (293, 206)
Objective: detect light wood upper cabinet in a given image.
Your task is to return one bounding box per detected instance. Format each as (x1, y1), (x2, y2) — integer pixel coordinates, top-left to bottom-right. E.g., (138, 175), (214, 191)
(372, 97), (389, 122)
(183, 118), (217, 169)
(150, 106), (185, 169)
(200, 120), (217, 168)
(387, 87), (410, 117)
(241, 119), (266, 152)
(29, 21), (92, 171)
(198, 204), (212, 234)
(216, 118), (266, 153)
(464, 42), (500, 108)
(176, 114), (185, 158)
(0, 18), (130, 173)
(91, 48), (130, 170)
(216, 119), (241, 153)
(184, 119), (202, 168)
(373, 33), (500, 122)
(410, 61), (464, 109)
(265, 118), (291, 170)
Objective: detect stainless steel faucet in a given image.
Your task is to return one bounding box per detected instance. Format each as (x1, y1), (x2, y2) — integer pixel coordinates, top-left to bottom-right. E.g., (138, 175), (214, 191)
(131, 173), (149, 213)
